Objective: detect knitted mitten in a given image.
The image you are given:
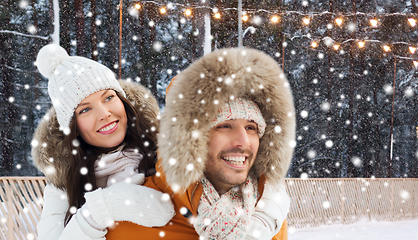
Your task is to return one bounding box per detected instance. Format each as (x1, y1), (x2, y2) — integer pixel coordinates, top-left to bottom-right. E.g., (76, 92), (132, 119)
(84, 180), (174, 228)
(245, 213), (275, 240)
(254, 181), (290, 235)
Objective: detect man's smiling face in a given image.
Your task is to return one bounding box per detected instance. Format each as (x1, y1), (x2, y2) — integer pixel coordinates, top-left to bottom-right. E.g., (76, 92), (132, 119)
(204, 119), (260, 195)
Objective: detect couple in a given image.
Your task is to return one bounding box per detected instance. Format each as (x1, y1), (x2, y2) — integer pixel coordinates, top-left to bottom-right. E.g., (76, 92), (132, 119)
(32, 45), (295, 239)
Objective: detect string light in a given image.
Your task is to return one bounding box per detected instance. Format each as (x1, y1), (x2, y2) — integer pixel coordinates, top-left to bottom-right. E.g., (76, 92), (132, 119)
(123, 2), (418, 64)
(271, 16), (279, 23)
(335, 18), (343, 26)
(414, 61), (418, 67)
(408, 18), (416, 27)
(370, 19), (378, 27)
(184, 9), (192, 16)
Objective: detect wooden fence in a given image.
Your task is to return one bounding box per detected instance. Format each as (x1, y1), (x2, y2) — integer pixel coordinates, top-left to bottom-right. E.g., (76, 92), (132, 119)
(1, 177), (417, 239)
(0, 177), (46, 240)
(286, 178), (418, 228)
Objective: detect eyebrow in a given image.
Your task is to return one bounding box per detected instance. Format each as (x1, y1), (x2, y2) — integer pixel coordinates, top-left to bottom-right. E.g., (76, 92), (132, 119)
(76, 90), (110, 108)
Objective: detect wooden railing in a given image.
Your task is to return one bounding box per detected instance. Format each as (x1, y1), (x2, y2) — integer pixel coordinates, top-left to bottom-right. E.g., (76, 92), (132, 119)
(1, 177), (417, 239)
(286, 178), (418, 228)
(0, 177), (46, 240)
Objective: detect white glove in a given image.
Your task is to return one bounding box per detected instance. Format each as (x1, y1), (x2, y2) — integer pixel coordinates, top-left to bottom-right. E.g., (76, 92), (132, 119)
(245, 212), (276, 240)
(246, 213), (275, 240)
(254, 181), (290, 235)
(84, 179), (175, 229)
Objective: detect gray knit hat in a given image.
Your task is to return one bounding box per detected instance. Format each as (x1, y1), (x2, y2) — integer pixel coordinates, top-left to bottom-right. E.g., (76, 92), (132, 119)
(36, 44), (125, 131)
(210, 98), (266, 137)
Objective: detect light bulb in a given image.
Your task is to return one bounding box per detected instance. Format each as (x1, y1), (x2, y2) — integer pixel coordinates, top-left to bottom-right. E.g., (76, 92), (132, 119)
(335, 18), (343, 26)
(408, 18), (416, 27)
(370, 19), (378, 27)
(271, 16), (279, 23)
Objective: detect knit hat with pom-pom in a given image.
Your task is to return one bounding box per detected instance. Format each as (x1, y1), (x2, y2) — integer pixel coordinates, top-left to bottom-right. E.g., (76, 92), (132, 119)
(36, 44), (125, 130)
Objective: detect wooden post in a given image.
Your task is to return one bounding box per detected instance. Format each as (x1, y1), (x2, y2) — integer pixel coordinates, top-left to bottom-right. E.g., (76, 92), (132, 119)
(6, 180), (13, 239)
(119, 0), (123, 79)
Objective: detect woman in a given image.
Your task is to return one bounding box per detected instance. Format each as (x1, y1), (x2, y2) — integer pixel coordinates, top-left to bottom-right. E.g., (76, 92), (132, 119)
(32, 44), (174, 240)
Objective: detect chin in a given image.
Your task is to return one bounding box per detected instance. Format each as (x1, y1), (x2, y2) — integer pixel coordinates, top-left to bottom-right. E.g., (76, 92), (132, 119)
(229, 175), (249, 186)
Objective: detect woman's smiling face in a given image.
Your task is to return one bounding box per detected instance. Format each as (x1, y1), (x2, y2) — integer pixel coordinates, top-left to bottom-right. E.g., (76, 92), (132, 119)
(75, 89), (127, 148)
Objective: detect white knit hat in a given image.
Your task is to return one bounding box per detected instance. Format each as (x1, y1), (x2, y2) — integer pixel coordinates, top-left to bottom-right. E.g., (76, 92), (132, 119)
(210, 98), (266, 137)
(36, 44), (125, 130)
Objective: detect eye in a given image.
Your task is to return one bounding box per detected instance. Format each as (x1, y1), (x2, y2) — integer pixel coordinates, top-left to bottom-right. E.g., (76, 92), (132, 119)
(79, 107), (90, 114)
(216, 124), (231, 129)
(246, 124), (257, 131)
(105, 95), (115, 102)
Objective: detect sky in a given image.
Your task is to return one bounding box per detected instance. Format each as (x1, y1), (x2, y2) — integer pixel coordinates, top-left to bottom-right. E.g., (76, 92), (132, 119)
(288, 218), (418, 240)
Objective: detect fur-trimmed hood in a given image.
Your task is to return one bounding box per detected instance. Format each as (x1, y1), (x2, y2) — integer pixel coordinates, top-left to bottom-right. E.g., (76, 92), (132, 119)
(31, 80), (160, 189)
(158, 48), (296, 190)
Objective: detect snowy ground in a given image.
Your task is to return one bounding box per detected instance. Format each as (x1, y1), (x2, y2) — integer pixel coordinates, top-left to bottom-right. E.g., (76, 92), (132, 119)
(289, 218), (418, 240)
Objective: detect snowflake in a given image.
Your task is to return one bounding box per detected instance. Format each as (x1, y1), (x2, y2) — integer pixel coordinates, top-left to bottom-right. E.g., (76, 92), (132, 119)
(321, 102), (330, 112)
(191, 130), (200, 139)
(300, 173), (308, 179)
(347, 22), (357, 32)
(405, 88), (414, 97)
(161, 193), (170, 202)
(351, 157), (362, 167)
(383, 84), (393, 94)
(168, 158), (176, 166)
(69, 206), (77, 214)
(400, 190), (410, 200)
(72, 139), (80, 147)
(325, 140), (333, 148)
(186, 163), (194, 171)
(289, 140), (297, 148)
(27, 24), (37, 34)
(84, 183), (92, 191)
(80, 167), (88, 175)
(307, 149), (316, 159)
(300, 110), (308, 118)
(153, 41), (162, 52)
(26, 233), (34, 240)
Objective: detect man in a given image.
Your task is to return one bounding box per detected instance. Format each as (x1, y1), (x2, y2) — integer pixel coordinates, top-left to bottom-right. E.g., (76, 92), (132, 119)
(105, 48), (296, 239)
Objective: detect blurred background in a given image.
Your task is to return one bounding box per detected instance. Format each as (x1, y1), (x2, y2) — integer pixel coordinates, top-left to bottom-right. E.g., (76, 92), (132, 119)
(1, 0), (418, 178)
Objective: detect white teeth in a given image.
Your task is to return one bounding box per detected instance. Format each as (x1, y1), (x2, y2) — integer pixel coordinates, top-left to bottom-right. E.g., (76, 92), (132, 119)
(98, 122), (116, 132)
(222, 156), (246, 165)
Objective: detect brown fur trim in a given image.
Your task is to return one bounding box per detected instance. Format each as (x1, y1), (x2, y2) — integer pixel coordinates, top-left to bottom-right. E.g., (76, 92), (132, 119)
(159, 48), (296, 190)
(31, 80), (160, 189)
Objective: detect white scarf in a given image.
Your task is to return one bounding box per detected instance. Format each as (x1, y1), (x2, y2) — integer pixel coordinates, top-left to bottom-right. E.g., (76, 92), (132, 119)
(94, 146), (143, 188)
(194, 174), (258, 240)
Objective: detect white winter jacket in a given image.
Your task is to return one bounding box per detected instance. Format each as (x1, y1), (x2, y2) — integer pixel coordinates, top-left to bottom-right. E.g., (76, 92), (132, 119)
(38, 184), (107, 240)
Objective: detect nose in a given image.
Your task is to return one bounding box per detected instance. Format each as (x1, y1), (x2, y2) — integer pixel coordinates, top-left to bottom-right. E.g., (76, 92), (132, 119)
(98, 104), (111, 121)
(231, 127), (250, 149)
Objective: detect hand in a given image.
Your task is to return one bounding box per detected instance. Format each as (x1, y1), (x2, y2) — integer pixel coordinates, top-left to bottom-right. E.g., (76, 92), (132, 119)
(256, 181), (290, 234)
(84, 180), (175, 228)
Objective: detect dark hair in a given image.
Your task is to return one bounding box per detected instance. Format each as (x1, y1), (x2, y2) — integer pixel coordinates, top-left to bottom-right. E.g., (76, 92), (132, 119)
(63, 91), (158, 224)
